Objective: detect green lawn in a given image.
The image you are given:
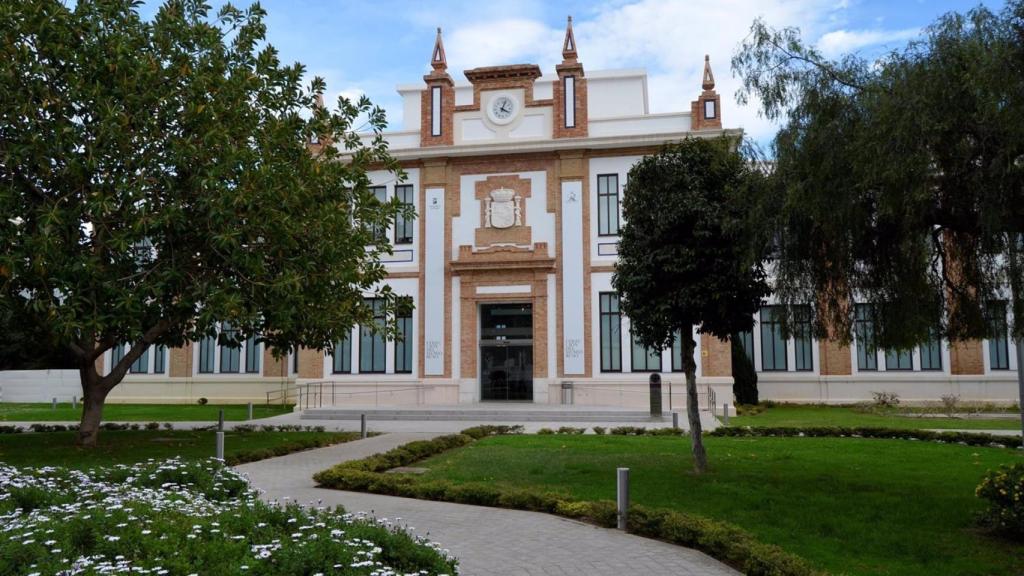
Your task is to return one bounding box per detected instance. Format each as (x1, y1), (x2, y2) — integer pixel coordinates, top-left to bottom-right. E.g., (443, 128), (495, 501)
(731, 404), (1021, 430)
(0, 429), (351, 468)
(416, 434), (1024, 576)
(0, 402), (293, 422)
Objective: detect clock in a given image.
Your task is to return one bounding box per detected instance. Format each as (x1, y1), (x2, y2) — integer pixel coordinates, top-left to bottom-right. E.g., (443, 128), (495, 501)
(487, 94), (518, 125)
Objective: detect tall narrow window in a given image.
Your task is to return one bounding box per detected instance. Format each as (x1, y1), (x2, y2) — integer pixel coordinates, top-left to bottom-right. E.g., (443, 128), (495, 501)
(987, 301), (1010, 370)
(292, 351), (300, 374)
(671, 329), (686, 372)
(920, 329), (942, 371)
(704, 99), (716, 119)
(130, 345), (149, 374)
(599, 292), (622, 372)
(885, 349), (912, 370)
(735, 329), (755, 369)
(431, 86), (442, 136)
(153, 345), (166, 374)
(394, 184), (414, 244)
(244, 335), (260, 374)
(597, 174), (620, 236)
(855, 304), (877, 371)
(760, 306), (787, 371)
(360, 298), (386, 373)
(395, 311), (413, 374)
(111, 343), (126, 370)
(332, 337), (351, 374)
(793, 306), (813, 371)
(219, 322), (240, 373)
(631, 330), (662, 372)
(199, 335), (215, 373)
(369, 186), (387, 243)
(563, 76), (576, 128)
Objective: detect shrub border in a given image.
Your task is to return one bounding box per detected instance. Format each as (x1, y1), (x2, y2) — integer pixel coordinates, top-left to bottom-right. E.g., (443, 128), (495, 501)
(313, 425), (824, 576)
(710, 425), (1022, 448)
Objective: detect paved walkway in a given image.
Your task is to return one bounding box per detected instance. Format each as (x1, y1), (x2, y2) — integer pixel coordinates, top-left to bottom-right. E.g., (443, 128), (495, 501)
(234, 433), (740, 576)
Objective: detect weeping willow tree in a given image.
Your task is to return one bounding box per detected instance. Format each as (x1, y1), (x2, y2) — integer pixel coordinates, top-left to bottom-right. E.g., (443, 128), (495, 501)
(733, 2), (1024, 433)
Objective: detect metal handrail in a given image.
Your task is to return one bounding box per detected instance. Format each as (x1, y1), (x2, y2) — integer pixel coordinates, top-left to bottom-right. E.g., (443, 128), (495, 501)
(296, 381), (436, 409)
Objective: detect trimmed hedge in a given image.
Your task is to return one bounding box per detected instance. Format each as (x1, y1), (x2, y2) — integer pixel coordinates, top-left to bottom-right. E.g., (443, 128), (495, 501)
(711, 425), (1021, 448)
(225, 432), (361, 466)
(314, 425), (823, 576)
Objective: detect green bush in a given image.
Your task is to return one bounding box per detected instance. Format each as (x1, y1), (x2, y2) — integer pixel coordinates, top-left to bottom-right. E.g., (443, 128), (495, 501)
(709, 425), (1017, 447)
(592, 426), (607, 435)
(537, 427), (554, 435)
(976, 463), (1024, 540)
(556, 426), (586, 435)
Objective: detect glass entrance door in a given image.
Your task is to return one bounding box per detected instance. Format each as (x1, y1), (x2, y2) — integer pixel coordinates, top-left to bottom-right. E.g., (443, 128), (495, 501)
(480, 303), (533, 401)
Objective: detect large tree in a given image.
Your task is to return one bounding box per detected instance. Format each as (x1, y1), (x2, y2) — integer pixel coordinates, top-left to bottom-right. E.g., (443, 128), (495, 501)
(0, 0), (407, 445)
(613, 137), (770, 474)
(732, 2), (1024, 435)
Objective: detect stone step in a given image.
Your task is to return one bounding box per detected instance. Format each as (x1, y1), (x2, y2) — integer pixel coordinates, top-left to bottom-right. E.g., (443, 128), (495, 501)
(299, 408), (672, 422)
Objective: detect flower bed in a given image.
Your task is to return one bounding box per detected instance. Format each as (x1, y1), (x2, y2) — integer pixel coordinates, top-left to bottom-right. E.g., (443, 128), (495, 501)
(1, 458), (457, 575)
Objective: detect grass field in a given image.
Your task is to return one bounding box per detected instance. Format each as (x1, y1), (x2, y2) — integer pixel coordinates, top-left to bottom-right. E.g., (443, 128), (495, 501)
(0, 402), (293, 422)
(730, 404), (1021, 430)
(0, 429), (351, 468)
(415, 434), (1024, 576)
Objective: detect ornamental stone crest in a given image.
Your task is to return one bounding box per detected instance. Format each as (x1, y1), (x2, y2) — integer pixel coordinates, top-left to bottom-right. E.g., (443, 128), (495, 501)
(484, 188), (522, 229)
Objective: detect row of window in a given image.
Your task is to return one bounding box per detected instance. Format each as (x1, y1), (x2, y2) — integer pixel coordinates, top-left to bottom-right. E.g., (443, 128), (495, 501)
(331, 298), (413, 374)
(370, 184), (415, 245)
(599, 295), (1015, 374)
(198, 322), (261, 374)
(112, 343), (167, 374)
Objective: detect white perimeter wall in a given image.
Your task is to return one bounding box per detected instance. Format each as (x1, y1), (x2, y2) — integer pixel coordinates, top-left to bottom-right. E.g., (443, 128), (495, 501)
(0, 370), (80, 403)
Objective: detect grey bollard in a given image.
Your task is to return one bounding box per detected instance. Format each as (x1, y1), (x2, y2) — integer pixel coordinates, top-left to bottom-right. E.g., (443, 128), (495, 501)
(649, 373), (662, 418)
(672, 412), (679, 429)
(360, 414), (367, 439)
(218, 409), (225, 432)
(52, 397), (57, 410)
(617, 467), (630, 530)
(216, 431), (225, 460)
(723, 403), (730, 425)
(247, 402), (253, 421)
(72, 396), (77, 409)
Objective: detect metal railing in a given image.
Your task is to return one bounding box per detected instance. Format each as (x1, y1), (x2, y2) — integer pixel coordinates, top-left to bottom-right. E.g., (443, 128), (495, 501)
(296, 381), (435, 409)
(265, 386), (298, 406)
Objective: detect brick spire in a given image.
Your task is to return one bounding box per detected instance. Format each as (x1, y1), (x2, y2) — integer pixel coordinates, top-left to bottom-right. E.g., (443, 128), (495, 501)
(562, 16), (578, 63)
(702, 54), (715, 91)
(431, 27), (447, 71)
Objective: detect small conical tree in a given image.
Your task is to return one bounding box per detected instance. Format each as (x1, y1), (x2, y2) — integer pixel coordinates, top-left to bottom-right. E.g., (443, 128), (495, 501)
(614, 137), (769, 474)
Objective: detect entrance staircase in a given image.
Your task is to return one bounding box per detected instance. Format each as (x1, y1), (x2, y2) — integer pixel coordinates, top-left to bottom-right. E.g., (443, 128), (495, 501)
(299, 405), (672, 423)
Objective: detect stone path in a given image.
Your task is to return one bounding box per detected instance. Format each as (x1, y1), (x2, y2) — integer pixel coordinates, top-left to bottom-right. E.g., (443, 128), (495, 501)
(234, 433), (740, 576)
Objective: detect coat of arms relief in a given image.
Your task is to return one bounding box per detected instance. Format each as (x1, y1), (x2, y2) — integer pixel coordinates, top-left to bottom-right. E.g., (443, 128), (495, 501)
(484, 188), (522, 229)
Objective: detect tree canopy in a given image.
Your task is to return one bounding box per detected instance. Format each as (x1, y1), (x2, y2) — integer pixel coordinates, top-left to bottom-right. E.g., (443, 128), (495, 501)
(733, 2), (1024, 348)
(0, 0), (406, 443)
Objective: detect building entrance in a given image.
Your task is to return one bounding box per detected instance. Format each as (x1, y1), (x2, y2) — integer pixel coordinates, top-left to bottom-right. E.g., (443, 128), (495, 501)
(479, 303), (533, 401)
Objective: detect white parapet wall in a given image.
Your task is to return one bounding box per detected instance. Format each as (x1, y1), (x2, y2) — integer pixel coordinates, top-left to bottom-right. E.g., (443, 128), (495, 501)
(0, 370), (81, 403)
(756, 373), (1021, 405)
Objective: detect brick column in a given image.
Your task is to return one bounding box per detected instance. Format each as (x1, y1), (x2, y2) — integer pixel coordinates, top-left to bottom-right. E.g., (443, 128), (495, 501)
(700, 334), (732, 376)
(169, 343), (192, 377)
(950, 339), (984, 375)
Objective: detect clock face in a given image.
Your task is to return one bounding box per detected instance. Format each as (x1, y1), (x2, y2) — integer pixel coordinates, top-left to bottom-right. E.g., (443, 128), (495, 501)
(488, 95), (518, 125)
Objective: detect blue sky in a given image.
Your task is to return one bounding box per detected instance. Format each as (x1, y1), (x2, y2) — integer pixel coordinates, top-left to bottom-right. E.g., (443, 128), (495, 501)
(145, 1), (1003, 143)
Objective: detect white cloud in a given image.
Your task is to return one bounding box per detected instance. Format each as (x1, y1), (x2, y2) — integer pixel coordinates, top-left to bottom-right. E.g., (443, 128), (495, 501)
(445, 19), (563, 70)
(817, 27), (920, 58)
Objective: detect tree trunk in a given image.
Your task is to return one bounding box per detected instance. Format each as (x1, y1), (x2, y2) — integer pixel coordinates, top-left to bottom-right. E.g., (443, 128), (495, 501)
(77, 364), (110, 447)
(682, 334), (708, 474)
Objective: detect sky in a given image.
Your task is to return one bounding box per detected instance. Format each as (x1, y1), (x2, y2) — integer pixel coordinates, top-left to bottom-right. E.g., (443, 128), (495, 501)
(144, 0), (1005, 145)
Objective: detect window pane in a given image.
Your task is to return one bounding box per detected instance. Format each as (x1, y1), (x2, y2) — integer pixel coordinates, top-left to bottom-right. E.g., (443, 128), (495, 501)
(111, 343), (126, 369)
(759, 306), (787, 371)
(369, 186), (387, 243)
(244, 335), (260, 374)
(199, 336), (215, 373)
(130, 346), (149, 374)
(600, 293), (622, 372)
(153, 345), (166, 374)
(360, 298), (386, 373)
(395, 185), (414, 244)
(598, 175), (620, 236)
(793, 306), (813, 371)
(855, 304), (877, 371)
(395, 315), (413, 373)
(672, 330), (684, 372)
(220, 322), (240, 373)
(919, 330), (942, 370)
(884, 349), (912, 370)
(631, 331), (661, 372)
(333, 338), (351, 374)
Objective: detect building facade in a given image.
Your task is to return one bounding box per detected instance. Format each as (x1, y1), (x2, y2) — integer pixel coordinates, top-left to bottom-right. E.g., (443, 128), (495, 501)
(100, 21), (1020, 407)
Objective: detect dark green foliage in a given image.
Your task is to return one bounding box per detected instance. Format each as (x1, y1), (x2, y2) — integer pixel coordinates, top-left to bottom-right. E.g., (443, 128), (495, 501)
(710, 425), (1017, 448)
(733, 2), (1024, 345)
(0, 0), (405, 443)
(731, 336), (758, 405)
(613, 137), (769, 348)
(976, 463), (1024, 540)
(315, 431), (821, 576)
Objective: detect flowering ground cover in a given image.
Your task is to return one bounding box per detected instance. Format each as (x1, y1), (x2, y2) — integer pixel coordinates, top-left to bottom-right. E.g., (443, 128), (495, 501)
(1, 458), (457, 575)
(0, 403), (293, 422)
(0, 430), (357, 468)
(412, 434), (1024, 576)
